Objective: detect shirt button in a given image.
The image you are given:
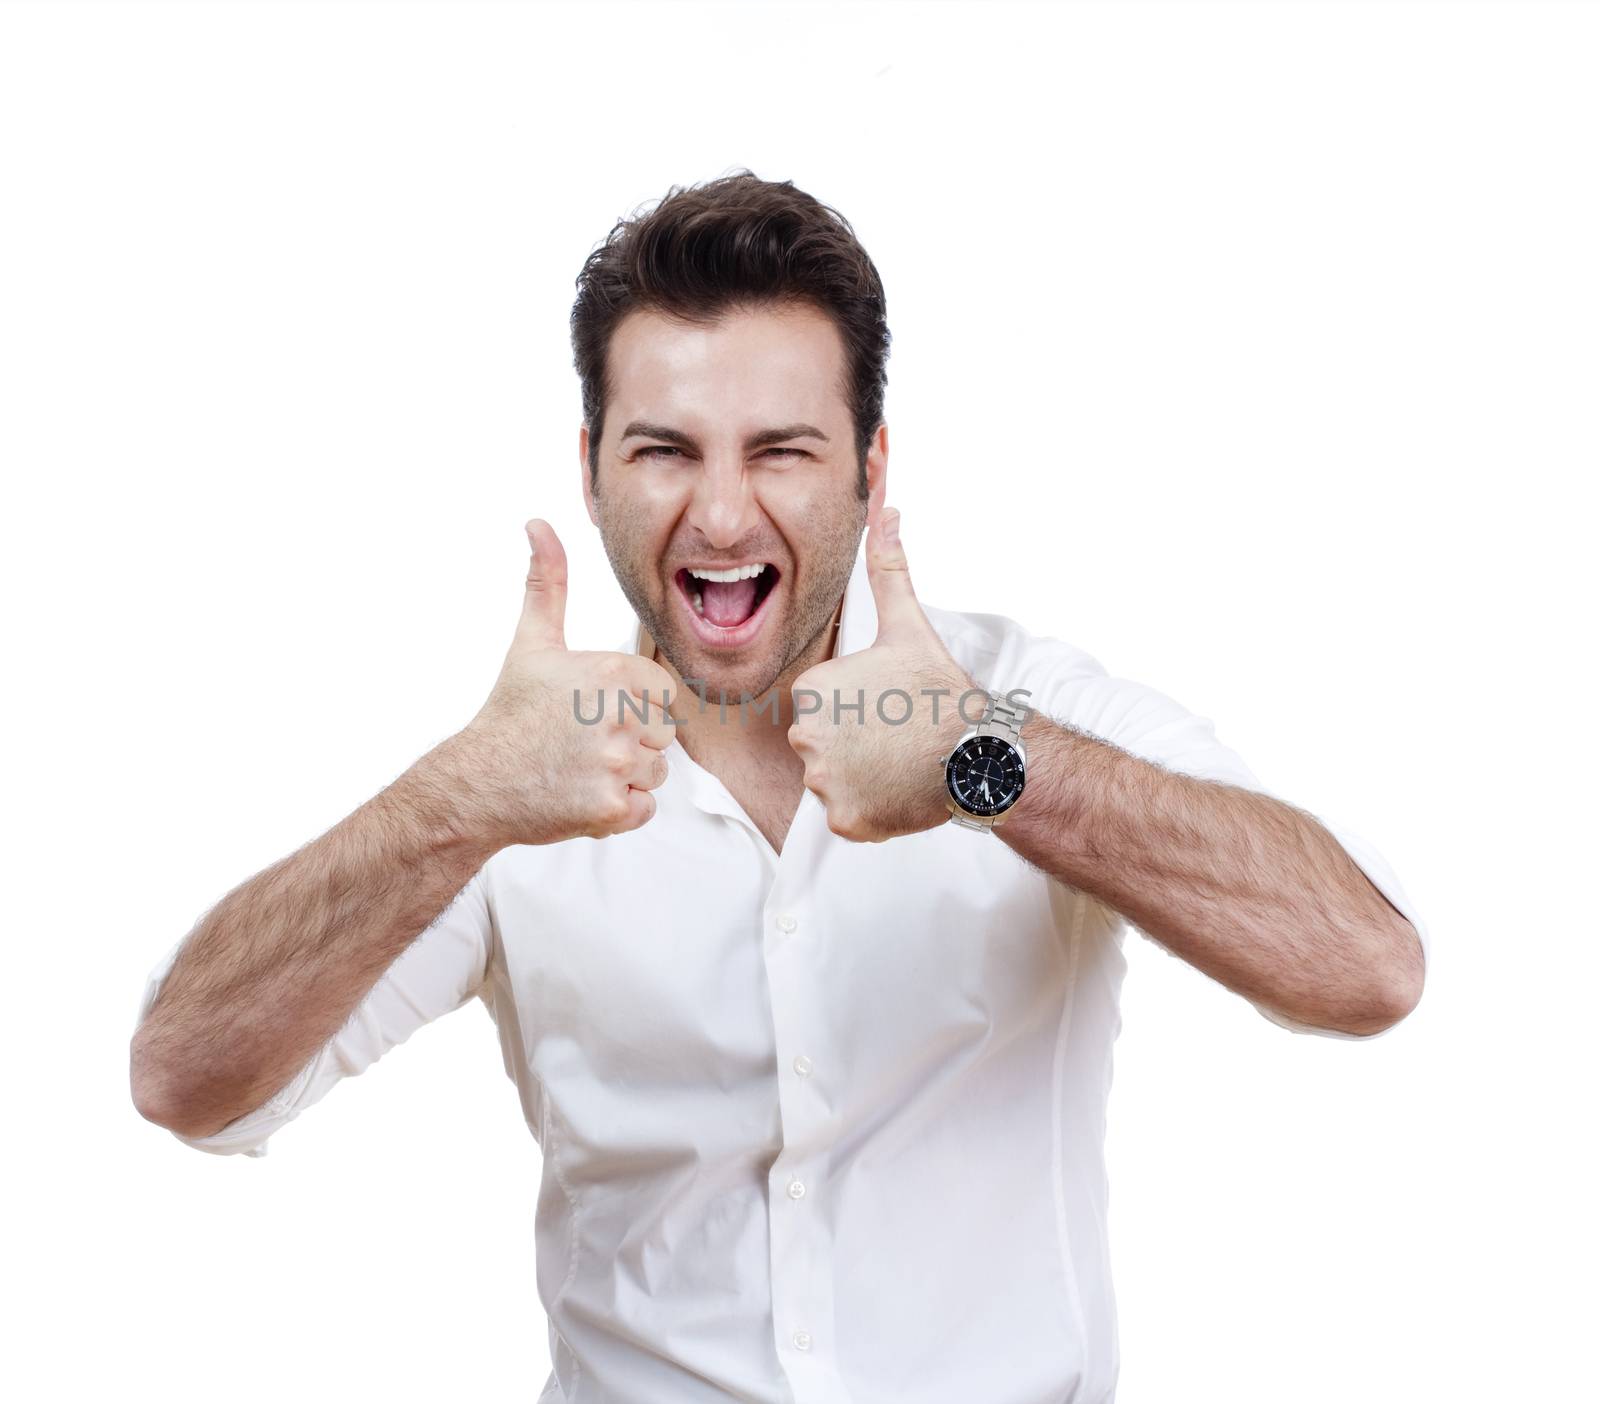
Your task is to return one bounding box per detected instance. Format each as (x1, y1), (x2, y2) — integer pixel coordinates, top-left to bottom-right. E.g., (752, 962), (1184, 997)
(792, 1054), (813, 1077)
(786, 1177), (806, 1200)
(775, 913), (798, 934)
(792, 1329), (813, 1352)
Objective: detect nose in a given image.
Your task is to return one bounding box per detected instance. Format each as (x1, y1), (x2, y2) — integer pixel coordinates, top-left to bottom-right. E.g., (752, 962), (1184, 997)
(685, 453), (762, 548)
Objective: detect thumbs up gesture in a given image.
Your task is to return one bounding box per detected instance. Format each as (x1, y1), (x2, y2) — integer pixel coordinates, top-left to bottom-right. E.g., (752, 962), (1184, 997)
(453, 519), (679, 847)
(787, 506), (978, 842)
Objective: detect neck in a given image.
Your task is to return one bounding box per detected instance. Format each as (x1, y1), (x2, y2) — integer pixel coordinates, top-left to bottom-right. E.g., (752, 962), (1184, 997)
(642, 595), (844, 765)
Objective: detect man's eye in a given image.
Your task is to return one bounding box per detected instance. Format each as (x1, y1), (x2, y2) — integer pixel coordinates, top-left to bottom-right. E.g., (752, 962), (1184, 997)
(638, 445), (804, 461)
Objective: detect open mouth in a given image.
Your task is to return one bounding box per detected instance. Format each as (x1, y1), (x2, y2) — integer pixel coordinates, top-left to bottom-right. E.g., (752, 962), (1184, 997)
(673, 562), (781, 645)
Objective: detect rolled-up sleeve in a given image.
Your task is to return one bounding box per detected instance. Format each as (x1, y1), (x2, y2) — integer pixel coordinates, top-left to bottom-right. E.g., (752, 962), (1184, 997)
(1020, 639), (1429, 1039)
(135, 863), (496, 1157)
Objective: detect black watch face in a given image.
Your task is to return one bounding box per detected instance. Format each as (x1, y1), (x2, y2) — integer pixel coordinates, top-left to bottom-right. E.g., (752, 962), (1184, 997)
(946, 736), (1025, 817)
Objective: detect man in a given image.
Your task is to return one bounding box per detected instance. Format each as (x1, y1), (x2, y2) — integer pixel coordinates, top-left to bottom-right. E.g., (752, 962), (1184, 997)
(131, 171), (1426, 1404)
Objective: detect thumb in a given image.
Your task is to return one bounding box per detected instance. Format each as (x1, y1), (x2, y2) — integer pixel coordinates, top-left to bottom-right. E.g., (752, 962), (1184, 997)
(868, 505), (930, 645)
(519, 517), (567, 649)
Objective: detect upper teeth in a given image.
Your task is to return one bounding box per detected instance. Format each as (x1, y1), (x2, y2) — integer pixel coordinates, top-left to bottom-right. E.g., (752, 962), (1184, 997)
(688, 564), (768, 583)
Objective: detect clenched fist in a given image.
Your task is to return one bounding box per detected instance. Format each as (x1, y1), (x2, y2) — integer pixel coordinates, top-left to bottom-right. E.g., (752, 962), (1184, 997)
(453, 519), (678, 846)
(787, 506), (980, 842)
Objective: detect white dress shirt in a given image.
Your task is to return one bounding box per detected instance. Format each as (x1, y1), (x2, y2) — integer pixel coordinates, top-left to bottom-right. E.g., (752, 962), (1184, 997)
(136, 545), (1428, 1404)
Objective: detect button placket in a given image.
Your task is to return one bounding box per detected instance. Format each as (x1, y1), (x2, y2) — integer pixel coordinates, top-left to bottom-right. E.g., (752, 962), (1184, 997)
(763, 850), (843, 1398)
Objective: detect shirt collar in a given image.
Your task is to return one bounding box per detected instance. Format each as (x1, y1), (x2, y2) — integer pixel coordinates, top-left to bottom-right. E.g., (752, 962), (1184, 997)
(834, 542), (877, 658)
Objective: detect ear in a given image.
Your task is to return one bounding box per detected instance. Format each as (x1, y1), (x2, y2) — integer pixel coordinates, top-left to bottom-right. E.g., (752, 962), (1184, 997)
(863, 421), (889, 517)
(579, 423), (600, 527)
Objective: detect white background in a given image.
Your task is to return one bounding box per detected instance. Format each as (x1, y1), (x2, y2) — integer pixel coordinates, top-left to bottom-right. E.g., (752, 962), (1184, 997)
(3, 1), (1595, 1399)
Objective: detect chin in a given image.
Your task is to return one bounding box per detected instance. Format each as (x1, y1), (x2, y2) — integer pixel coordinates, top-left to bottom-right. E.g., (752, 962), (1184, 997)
(668, 647), (785, 711)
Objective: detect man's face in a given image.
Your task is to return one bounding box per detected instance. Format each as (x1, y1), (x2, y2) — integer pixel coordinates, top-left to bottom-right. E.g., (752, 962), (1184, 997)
(581, 300), (886, 706)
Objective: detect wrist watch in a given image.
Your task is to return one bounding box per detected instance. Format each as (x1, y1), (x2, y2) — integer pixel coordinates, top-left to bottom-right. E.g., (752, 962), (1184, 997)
(943, 690), (1028, 832)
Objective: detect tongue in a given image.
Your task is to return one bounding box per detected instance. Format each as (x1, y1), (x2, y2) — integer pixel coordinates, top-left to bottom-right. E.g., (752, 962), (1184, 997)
(700, 576), (759, 628)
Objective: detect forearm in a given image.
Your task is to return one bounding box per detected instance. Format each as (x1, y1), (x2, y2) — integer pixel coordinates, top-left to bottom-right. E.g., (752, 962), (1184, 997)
(1000, 714), (1424, 1035)
(130, 733), (502, 1138)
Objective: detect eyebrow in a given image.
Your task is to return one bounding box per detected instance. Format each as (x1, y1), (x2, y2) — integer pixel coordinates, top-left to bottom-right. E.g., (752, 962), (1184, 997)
(619, 420), (831, 451)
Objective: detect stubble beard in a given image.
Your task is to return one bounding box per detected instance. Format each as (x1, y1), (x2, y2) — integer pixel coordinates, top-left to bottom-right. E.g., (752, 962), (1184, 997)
(597, 508), (864, 714)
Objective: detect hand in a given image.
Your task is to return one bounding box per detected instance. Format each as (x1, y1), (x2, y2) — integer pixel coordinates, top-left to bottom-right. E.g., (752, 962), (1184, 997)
(452, 519), (678, 846)
(788, 506), (978, 842)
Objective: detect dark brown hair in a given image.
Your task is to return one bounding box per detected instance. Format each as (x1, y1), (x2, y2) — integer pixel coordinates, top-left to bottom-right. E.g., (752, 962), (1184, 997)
(570, 170), (890, 497)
